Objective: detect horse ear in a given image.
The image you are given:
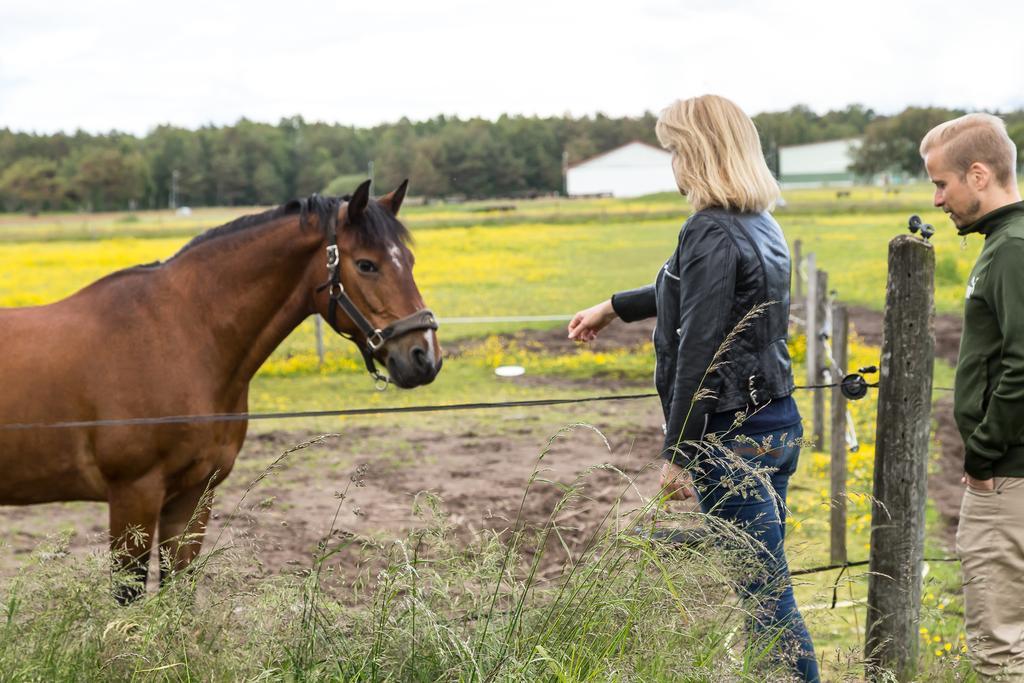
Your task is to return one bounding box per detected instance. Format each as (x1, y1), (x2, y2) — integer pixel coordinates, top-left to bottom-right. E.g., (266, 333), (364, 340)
(380, 179), (409, 216)
(347, 179), (372, 223)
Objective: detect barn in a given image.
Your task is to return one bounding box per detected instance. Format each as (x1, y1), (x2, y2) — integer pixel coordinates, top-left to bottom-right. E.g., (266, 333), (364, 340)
(778, 138), (861, 188)
(566, 141), (677, 198)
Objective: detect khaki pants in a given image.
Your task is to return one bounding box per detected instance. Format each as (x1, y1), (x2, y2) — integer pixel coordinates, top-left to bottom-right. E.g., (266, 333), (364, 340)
(957, 476), (1024, 682)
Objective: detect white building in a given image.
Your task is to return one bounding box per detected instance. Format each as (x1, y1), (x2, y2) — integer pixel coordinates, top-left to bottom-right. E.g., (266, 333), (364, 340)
(566, 141), (677, 198)
(778, 138), (861, 188)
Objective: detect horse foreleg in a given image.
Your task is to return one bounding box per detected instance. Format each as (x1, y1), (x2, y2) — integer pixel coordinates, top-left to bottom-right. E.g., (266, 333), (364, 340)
(158, 482), (214, 586)
(108, 477), (164, 605)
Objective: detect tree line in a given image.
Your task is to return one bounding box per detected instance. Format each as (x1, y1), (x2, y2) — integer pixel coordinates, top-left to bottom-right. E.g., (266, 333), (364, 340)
(2, 105), (1023, 212)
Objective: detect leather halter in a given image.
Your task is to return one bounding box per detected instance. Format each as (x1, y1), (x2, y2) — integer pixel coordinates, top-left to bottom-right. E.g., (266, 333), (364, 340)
(315, 205), (438, 389)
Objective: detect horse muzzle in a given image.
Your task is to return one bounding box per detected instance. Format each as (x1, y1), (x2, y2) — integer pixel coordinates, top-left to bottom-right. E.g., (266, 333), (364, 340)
(386, 335), (443, 388)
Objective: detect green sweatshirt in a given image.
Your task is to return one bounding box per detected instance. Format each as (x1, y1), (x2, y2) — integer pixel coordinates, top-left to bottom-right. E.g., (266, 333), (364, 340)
(955, 200), (1024, 479)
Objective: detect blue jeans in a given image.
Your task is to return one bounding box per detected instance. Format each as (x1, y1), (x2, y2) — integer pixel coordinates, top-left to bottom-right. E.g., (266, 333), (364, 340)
(690, 422), (819, 682)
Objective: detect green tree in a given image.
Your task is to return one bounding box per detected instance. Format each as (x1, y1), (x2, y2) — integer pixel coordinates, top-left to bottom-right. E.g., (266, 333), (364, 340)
(145, 126), (205, 208)
(3, 105), (1021, 212)
(68, 147), (147, 211)
(406, 138), (447, 198)
(0, 157), (63, 213)
(324, 173), (370, 196)
(252, 161), (285, 203)
(208, 146), (248, 206)
(851, 107), (965, 178)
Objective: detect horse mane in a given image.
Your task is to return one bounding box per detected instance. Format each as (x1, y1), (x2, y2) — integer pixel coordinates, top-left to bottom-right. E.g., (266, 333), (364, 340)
(77, 193), (415, 297)
(168, 193), (411, 262)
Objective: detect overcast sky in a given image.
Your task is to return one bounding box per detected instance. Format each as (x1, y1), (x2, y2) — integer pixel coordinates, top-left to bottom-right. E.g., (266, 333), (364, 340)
(2, 0), (1022, 136)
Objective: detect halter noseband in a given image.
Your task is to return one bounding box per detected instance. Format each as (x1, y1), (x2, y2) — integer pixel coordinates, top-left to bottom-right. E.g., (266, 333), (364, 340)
(315, 207), (438, 390)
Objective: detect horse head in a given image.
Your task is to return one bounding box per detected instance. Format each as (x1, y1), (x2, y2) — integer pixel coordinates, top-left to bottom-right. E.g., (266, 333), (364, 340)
(313, 179), (442, 389)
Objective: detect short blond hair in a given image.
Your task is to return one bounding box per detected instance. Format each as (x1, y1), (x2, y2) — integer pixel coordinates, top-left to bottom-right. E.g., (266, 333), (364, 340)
(920, 113), (1017, 188)
(656, 95), (780, 212)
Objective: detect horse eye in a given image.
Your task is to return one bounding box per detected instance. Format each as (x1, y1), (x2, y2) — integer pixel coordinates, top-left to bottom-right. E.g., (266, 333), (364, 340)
(355, 259), (378, 274)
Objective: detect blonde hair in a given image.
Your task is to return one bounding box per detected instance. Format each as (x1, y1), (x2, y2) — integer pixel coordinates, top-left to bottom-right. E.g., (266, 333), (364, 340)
(656, 95), (780, 212)
(920, 113), (1017, 188)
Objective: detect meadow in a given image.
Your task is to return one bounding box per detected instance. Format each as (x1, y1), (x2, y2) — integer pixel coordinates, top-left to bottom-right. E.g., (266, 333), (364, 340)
(0, 186), (984, 680)
(0, 182), (983, 400)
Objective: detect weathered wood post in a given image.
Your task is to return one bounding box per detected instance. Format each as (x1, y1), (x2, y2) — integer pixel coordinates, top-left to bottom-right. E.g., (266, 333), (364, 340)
(314, 314), (325, 369)
(830, 304), (849, 565)
(812, 270), (828, 449)
(793, 239), (803, 300)
(805, 253), (818, 431)
(865, 234), (935, 681)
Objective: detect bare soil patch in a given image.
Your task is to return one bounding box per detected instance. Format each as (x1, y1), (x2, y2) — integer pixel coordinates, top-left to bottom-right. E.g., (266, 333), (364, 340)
(443, 317), (656, 359)
(931, 394), (965, 548)
(0, 401), (677, 586)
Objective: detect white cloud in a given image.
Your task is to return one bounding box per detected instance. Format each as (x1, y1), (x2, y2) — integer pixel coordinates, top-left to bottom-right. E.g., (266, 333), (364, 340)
(1, 0), (1022, 134)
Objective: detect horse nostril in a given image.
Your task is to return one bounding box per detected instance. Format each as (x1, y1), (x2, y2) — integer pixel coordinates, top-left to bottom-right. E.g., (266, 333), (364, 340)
(411, 346), (430, 371)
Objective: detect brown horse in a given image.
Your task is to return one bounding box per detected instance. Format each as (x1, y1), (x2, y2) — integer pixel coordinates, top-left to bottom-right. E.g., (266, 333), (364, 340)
(0, 180), (441, 600)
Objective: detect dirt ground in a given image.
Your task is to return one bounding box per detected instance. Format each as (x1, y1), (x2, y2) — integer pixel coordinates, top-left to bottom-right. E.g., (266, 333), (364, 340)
(0, 310), (968, 584)
(0, 378), (674, 585)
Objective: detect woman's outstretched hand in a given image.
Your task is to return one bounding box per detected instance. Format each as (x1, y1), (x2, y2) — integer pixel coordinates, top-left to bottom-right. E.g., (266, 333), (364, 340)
(567, 299), (617, 342)
(660, 461), (696, 501)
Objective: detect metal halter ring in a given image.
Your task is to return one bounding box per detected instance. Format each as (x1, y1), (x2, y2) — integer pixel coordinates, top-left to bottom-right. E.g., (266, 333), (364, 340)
(328, 282), (344, 298)
(326, 245), (340, 269)
(366, 330), (386, 351)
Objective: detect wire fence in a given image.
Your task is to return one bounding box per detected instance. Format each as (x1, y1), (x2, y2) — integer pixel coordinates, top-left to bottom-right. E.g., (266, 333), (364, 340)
(791, 555), (960, 578)
(0, 392), (660, 431)
(1, 304), (873, 432)
(0, 380), (868, 432)
(2, 300), (899, 433)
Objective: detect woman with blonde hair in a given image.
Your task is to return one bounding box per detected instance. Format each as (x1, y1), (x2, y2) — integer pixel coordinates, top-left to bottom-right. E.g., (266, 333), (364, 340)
(569, 95), (818, 680)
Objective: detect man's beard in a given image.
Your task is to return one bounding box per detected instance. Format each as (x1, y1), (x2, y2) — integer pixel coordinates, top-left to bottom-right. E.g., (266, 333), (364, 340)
(952, 199), (983, 227)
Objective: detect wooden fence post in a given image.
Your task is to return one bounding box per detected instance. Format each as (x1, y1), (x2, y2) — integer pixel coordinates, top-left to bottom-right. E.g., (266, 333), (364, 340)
(314, 314), (325, 369)
(865, 234), (935, 681)
(830, 304), (848, 565)
(793, 239), (803, 300)
(805, 252), (818, 411)
(812, 270), (828, 450)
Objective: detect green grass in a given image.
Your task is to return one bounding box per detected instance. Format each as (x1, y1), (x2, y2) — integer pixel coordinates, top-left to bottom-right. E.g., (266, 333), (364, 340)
(0, 434), (813, 682)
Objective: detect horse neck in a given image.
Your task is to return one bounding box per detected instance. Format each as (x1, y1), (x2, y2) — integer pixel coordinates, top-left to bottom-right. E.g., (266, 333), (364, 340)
(167, 215), (321, 389)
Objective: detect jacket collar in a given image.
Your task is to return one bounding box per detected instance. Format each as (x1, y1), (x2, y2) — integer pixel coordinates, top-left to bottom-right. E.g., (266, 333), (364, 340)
(958, 200), (1024, 237)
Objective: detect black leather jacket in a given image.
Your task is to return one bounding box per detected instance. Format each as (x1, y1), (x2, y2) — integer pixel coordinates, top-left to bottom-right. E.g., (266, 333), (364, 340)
(611, 208), (795, 462)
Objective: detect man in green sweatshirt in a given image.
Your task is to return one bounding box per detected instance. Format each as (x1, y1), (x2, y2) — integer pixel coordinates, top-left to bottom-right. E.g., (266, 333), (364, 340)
(922, 113), (1024, 681)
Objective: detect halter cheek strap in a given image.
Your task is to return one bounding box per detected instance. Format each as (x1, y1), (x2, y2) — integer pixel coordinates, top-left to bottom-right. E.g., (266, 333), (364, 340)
(315, 207), (439, 389)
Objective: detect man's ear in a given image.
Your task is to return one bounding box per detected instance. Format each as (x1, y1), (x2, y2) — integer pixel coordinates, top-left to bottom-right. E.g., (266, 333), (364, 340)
(968, 162), (992, 191)
(347, 179), (372, 223)
(379, 179), (409, 216)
